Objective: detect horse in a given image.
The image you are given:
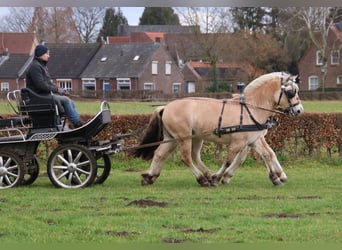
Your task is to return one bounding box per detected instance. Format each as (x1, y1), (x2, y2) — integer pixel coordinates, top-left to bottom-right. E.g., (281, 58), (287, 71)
(133, 72), (304, 187)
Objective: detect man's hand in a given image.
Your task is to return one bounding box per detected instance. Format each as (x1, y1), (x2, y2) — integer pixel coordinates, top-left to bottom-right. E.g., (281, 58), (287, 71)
(57, 87), (66, 95)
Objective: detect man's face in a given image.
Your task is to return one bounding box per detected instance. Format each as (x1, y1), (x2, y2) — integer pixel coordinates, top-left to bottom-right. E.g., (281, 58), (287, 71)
(39, 51), (50, 61)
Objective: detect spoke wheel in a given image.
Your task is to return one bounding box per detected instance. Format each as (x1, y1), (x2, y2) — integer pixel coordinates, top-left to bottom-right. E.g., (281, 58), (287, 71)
(47, 144), (97, 188)
(94, 153), (111, 184)
(0, 151), (24, 189)
(22, 155), (40, 185)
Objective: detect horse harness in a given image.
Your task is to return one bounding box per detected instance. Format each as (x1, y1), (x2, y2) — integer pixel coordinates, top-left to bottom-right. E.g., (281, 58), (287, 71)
(213, 75), (298, 137)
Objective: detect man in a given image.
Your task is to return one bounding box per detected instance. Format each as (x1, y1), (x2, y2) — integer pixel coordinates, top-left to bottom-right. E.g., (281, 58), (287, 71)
(26, 44), (85, 128)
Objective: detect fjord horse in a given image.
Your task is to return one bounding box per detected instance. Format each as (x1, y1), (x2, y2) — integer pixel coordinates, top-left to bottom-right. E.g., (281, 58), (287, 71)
(134, 72), (304, 187)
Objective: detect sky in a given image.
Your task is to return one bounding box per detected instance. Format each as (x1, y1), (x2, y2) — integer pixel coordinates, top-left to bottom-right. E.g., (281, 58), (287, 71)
(0, 7), (145, 26)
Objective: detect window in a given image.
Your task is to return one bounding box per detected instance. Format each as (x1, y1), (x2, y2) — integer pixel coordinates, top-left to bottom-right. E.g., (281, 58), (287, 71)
(57, 79), (72, 90)
(82, 78), (96, 90)
(165, 61), (171, 75)
(117, 78), (131, 90)
(1, 82), (9, 91)
(316, 50), (323, 65)
(144, 83), (154, 91)
(172, 83), (181, 93)
(133, 55), (140, 61)
(337, 75), (342, 85)
(152, 61), (158, 75)
(187, 82), (196, 93)
(308, 76), (319, 90)
(331, 50), (340, 65)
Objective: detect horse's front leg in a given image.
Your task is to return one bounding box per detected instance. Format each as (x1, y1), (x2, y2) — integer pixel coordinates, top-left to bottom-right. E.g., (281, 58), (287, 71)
(252, 136), (288, 185)
(211, 144), (248, 187)
(141, 140), (177, 185)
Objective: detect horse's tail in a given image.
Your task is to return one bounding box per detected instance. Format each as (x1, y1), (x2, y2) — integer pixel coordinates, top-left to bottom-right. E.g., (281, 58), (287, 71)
(132, 106), (164, 160)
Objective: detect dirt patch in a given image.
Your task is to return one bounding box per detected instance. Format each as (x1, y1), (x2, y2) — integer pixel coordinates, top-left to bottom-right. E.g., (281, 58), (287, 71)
(182, 227), (221, 234)
(296, 196), (321, 200)
(105, 230), (140, 237)
(263, 213), (302, 218)
(127, 199), (168, 207)
(233, 195), (321, 201)
(162, 237), (188, 243)
(0, 198), (8, 203)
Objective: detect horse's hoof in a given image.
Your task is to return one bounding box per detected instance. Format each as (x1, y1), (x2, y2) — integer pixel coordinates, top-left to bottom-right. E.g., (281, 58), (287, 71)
(210, 175), (220, 187)
(197, 176), (210, 187)
(141, 173), (155, 185)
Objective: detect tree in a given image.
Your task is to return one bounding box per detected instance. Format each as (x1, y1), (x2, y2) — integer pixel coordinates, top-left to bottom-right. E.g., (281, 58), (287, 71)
(0, 7), (33, 32)
(28, 7), (81, 43)
(139, 7), (180, 25)
(97, 8), (127, 42)
(231, 7), (266, 33)
(73, 7), (105, 43)
(289, 7), (341, 92)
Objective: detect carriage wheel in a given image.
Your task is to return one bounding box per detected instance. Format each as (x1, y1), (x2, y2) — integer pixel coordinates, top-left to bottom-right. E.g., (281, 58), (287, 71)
(93, 153), (111, 184)
(22, 155), (40, 186)
(0, 151), (24, 189)
(47, 144), (97, 188)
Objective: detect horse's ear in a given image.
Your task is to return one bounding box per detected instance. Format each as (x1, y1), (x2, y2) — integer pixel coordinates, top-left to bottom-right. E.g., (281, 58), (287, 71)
(295, 75), (300, 84)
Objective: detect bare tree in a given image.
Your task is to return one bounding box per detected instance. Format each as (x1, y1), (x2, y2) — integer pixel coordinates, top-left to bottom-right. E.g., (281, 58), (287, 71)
(29, 7), (81, 43)
(0, 7), (34, 32)
(291, 7), (341, 92)
(73, 7), (105, 43)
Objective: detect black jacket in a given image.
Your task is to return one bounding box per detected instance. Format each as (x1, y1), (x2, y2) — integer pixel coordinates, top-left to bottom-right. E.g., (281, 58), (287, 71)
(26, 58), (58, 95)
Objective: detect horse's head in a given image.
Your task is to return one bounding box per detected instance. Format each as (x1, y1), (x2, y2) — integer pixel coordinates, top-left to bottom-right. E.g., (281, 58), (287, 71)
(277, 74), (304, 116)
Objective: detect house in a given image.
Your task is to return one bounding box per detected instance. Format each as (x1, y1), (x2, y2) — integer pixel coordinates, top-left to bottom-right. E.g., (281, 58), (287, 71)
(298, 22), (342, 91)
(0, 32), (38, 91)
(117, 24), (197, 36)
(45, 43), (101, 92)
(182, 61), (256, 93)
(80, 43), (185, 94)
(107, 32), (164, 44)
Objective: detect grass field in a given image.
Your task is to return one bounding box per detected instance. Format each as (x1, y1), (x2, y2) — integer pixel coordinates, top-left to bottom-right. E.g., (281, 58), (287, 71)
(0, 157), (341, 244)
(0, 98), (341, 246)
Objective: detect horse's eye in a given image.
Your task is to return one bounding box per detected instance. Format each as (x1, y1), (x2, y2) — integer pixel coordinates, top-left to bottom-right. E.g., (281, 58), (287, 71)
(286, 89), (296, 99)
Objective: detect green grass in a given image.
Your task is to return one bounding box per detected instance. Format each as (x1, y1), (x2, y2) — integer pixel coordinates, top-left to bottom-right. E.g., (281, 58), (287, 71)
(0, 157), (341, 244)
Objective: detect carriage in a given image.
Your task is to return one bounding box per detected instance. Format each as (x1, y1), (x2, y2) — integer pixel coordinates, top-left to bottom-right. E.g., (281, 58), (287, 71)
(0, 88), (123, 189)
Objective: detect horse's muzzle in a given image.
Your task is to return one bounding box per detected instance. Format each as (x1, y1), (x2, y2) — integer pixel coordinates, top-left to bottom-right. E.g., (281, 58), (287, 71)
(287, 103), (304, 116)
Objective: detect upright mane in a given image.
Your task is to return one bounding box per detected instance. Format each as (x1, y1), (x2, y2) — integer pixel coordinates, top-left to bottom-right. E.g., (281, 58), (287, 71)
(244, 72), (290, 94)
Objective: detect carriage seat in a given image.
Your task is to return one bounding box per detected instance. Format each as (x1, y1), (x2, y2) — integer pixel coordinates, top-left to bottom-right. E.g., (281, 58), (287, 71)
(20, 88), (64, 131)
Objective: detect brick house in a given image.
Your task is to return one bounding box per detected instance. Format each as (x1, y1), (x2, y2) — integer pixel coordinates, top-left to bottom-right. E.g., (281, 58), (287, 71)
(298, 22), (342, 91)
(181, 61), (256, 93)
(45, 43), (101, 92)
(80, 43), (185, 95)
(0, 32), (38, 91)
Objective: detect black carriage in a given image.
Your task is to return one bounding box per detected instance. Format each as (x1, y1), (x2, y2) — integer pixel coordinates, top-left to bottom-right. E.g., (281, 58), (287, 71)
(0, 88), (123, 189)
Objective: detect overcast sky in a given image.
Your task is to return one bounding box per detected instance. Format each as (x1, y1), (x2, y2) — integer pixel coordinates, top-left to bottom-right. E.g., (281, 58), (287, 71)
(0, 7), (144, 26)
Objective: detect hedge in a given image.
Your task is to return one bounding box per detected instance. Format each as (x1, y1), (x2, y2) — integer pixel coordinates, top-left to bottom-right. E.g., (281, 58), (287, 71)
(3, 112), (339, 160)
(90, 112), (342, 159)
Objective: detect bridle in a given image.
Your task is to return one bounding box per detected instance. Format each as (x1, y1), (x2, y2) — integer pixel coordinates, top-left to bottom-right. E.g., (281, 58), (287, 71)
(276, 75), (301, 116)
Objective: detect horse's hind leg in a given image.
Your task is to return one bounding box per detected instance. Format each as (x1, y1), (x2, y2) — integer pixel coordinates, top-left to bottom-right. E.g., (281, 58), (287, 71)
(211, 143), (249, 187)
(191, 138), (212, 183)
(221, 145), (249, 185)
(141, 140), (177, 185)
(252, 136), (288, 185)
(179, 139), (210, 187)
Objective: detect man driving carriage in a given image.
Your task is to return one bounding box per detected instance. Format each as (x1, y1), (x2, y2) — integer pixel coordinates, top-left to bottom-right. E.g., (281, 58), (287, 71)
(25, 44), (85, 128)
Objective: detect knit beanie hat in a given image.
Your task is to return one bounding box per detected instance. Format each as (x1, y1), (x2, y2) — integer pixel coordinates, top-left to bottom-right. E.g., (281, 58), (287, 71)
(35, 44), (49, 58)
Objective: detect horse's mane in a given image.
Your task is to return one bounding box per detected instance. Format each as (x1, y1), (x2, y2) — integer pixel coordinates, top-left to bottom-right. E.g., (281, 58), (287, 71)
(244, 72), (290, 94)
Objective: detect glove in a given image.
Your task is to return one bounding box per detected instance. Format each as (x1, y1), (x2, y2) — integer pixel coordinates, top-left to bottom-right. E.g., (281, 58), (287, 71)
(57, 87), (66, 95)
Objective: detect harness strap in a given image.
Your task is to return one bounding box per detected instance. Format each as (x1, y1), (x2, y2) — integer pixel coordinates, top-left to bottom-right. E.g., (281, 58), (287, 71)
(213, 96), (278, 136)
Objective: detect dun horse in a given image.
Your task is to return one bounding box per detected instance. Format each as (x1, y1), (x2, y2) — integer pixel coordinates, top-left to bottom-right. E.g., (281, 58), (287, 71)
(133, 72), (304, 187)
